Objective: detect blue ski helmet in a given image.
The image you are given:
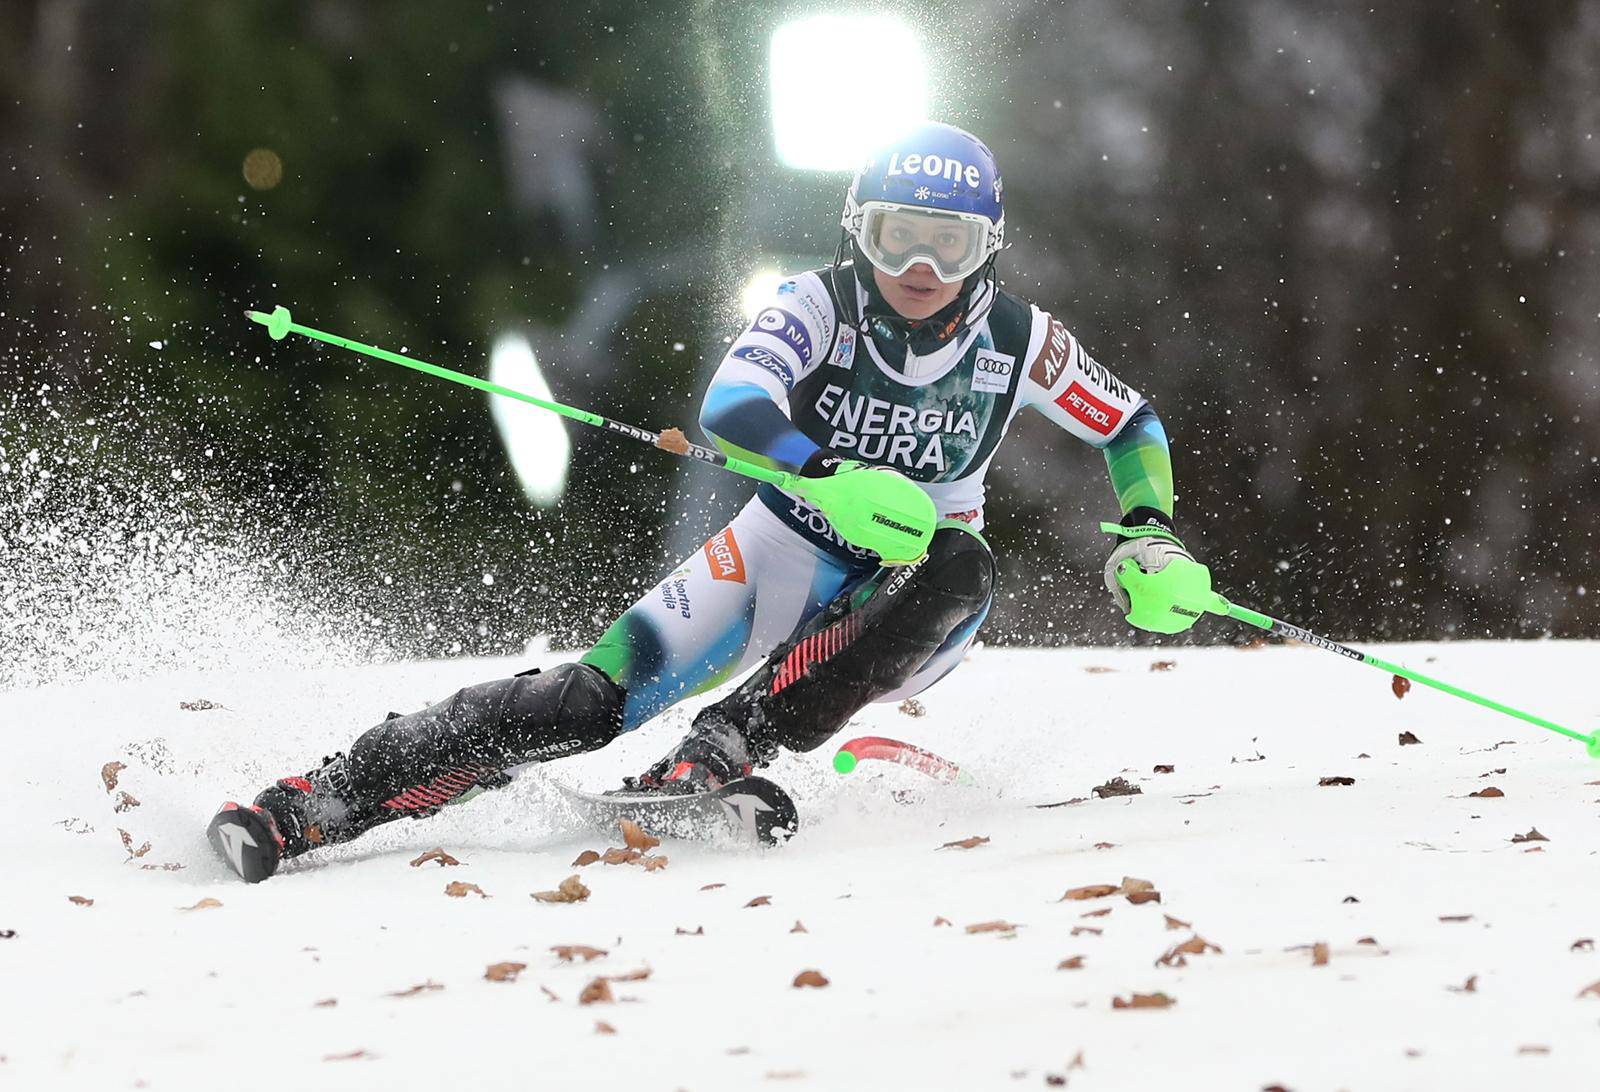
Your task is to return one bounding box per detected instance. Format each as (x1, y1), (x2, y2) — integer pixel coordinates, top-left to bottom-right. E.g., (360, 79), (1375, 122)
(843, 122), (1005, 284)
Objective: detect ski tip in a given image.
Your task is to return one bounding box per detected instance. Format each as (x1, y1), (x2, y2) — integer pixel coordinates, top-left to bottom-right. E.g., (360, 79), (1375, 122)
(718, 776), (800, 847)
(206, 801), (284, 883)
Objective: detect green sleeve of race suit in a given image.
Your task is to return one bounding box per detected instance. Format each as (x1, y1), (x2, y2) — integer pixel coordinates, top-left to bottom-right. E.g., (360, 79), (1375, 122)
(1103, 403), (1174, 517)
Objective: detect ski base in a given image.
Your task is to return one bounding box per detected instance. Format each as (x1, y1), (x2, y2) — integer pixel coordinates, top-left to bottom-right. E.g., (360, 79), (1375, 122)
(557, 775), (799, 847)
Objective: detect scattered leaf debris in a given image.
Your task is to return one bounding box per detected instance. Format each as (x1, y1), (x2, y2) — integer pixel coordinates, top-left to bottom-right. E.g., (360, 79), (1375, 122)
(940, 835), (989, 850)
(701, 883), (726, 891)
(323, 1050), (371, 1062)
(1094, 841), (1116, 849)
(579, 978), (614, 1005)
(1312, 942), (1330, 966)
(1034, 797), (1088, 809)
(898, 698), (927, 717)
(1469, 787), (1504, 798)
(1572, 938), (1594, 951)
(387, 980), (443, 999)
(1061, 884), (1120, 902)
(1511, 828), (1548, 844)
(1093, 777), (1141, 799)
(1356, 937), (1382, 947)
(1392, 675), (1412, 699)
(1083, 666), (1118, 674)
(676, 926), (704, 936)
(1399, 731), (1422, 745)
(745, 896), (772, 908)
(1163, 914), (1191, 931)
(594, 1021), (617, 1035)
(118, 828), (152, 859)
(1149, 660), (1177, 672)
(1343, 896), (1360, 903)
(790, 921), (808, 934)
(531, 876), (589, 903)
(409, 848), (461, 868)
(113, 792), (140, 813)
(1057, 956), (1086, 970)
(140, 862), (184, 872)
(539, 985), (560, 1003)
(180, 699), (224, 711)
(608, 967), (652, 983)
(1447, 975), (1479, 993)
(1318, 776), (1355, 787)
(485, 962), (526, 982)
(1081, 907), (1112, 919)
(101, 761), (128, 792)
(1152, 764), (1175, 774)
(933, 917), (952, 927)
(1518, 1045), (1551, 1055)
(67, 895), (94, 907)
(0, 930), (16, 939)
(1071, 926), (1103, 937)
(1578, 980), (1600, 1000)
(572, 850), (601, 867)
(619, 819), (660, 853)
(965, 920), (1019, 935)
(314, 998), (337, 1007)
(654, 426), (690, 454)
(183, 898), (222, 911)
(551, 945), (608, 963)
(445, 881), (487, 899)
(1157, 935), (1222, 968)
(1439, 915), (1474, 923)
(1112, 992), (1175, 1010)
(792, 970), (830, 988)
(642, 855), (669, 872)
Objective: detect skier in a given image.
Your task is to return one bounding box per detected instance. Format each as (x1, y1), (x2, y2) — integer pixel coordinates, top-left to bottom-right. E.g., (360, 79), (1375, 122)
(208, 122), (1208, 880)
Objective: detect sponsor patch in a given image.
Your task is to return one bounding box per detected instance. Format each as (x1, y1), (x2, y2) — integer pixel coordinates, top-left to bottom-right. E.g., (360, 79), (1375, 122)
(659, 574), (692, 620)
(777, 280), (797, 295)
(830, 326), (857, 370)
(1027, 317), (1073, 390)
(970, 348), (1015, 395)
(703, 527), (747, 584)
(1056, 382), (1123, 436)
(730, 344), (794, 390)
(751, 308), (812, 361)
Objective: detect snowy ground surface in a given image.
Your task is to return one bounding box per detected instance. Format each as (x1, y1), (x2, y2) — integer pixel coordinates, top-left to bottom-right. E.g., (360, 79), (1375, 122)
(4, 641), (1600, 1091)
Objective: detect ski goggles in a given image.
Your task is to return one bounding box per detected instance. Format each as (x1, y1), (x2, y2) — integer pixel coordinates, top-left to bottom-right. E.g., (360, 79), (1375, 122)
(849, 201), (999, 284)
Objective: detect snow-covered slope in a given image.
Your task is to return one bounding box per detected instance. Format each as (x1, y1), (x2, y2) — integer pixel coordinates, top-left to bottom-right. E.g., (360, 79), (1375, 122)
(4, 642), (1599, 1091)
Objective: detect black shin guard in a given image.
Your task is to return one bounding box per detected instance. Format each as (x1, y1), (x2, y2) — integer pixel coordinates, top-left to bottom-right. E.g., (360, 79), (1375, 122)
(699, 526), (994, 760)
(347, 662), (624, 813)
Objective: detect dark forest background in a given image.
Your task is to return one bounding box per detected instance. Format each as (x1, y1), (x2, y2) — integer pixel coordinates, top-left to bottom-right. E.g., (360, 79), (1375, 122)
(4, 0), (1599, 678)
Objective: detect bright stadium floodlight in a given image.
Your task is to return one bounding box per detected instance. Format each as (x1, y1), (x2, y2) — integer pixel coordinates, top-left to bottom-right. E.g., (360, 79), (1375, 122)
(770, 14), (927, 172)
(488, 332), (571, 507)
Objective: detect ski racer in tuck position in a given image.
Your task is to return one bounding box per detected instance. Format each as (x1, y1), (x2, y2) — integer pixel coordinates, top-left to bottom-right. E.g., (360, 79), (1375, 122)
(208, 122), (1209, 880)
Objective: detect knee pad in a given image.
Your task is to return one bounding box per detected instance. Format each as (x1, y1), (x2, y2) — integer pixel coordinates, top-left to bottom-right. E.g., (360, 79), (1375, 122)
(916, 526), (995, 609)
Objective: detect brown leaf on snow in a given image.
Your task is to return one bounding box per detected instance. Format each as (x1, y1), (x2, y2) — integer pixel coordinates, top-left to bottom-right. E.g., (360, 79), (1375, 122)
(1571, 938), (1594, 951)
(1578, 980), (1600, 1000)
(140, 862), (184, 872)
(1093, 777), (1142, 798)
(1033, 797), (1089, 809)
(1112, 992), (1175, 1010)
(676, 926), (704, 936)
(1312, 942), (1330, 966)
(578, 978), (615, 1005)
(101, 761), (127, 793)
(898, 698), (927, 717)
(531, 876), (590, 903)
(179, 699), (224, 711)
(539, 985), (560, 1003)
(965, 920), (1020, 935)
(1061, 884), (1120, 902)
(572, 850), (601, 867)
(409, 848), (461, 868)
(1119, 876), (1160, 904)
(933, 916), (952, 927)
(1357, 937), (1382, 946)
(600, 847), (642, 865)
(484, 962), (527, 982)
(183, 897), (223, 911)
(594, 1021), (617, 1035)
(745, 895), (772, 908)
(1071, 926), (1103, 937)
(790, 920), (808, 934)
(700, 883), (726, 891)
(1083, 666), (1118, 674)
(1149, 660), (1177, 672)
(113, 792), (141, 813)
(1518, 1045), (1551, 1055)
(940, 835), (989, 850)
(1399, 731), (1423, 745)
(1157, 935), (1222, 967)
(1318, 776), (1355, 787)
(323, 1050), (371, 1062)
(67, 895), (94, 907)
(1152, 764), (1175, 774)
(792, 970), (830, 988)
(1126, 890), (1162, 906)
(1511, 828), (1549, 844)
(1469, 787), (1504, 798)
(445, 881), (487, 899)
(641, 855), (669, 872)
(387, 980), (443, 998)
(1392, 675), (1412, 699)
(1439, 914), (1474, 923)
(550, 945), (608, 963)
(314, 998), (337, 1007)
(118, 828), (152, 859)
(1081, 907), (1112, 919)
(619, 819), (661, 852)
(1057, 956), (1086, 970)
(1163, 914), (1191, 931)
(1094, 841), (1116, 849)
(1447, 975), (1479, 993)
(608, 967), (652, 983)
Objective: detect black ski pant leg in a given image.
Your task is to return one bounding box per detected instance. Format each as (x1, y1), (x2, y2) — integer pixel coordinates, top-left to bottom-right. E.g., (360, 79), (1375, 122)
(713, 522), (994, 759)
(344, 663), (625, 811)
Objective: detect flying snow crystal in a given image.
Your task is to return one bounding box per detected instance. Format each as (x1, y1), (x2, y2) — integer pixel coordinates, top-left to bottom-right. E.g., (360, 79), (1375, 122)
(769, 14), (926, 172)
(488, 331), (570, 507)
(149, 341), (164, 350)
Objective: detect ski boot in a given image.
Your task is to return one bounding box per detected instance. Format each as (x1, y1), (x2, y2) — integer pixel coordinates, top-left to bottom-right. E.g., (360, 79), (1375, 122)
(622, 709), (762, 796)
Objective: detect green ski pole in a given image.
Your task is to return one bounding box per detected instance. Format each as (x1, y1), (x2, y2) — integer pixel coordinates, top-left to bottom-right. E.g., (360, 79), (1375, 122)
(1098, 522), (1600, 758)
(245, 305), (935, 564)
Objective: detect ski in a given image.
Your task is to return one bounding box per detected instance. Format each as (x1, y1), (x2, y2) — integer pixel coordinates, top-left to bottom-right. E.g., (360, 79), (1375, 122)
(556, 775), (799, 847)
(206, 801), (287, 884)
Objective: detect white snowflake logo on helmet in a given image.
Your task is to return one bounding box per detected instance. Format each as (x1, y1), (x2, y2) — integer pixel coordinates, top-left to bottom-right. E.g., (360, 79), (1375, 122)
(914, 185), (931, 201)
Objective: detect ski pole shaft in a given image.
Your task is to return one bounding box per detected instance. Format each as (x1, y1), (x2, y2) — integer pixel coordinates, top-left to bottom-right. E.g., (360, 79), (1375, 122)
(1208, 595), (1600, 756)
(245, 305), (793, 488)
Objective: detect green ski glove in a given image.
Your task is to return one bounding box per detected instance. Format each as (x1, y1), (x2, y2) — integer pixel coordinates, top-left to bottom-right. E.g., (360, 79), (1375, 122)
(789, 458), (936, 566)
(1098, 516), (1214, 634)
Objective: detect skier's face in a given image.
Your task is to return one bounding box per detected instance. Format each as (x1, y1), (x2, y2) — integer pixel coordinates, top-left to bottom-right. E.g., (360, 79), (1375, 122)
(872, 261), (962, 320)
